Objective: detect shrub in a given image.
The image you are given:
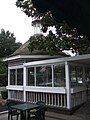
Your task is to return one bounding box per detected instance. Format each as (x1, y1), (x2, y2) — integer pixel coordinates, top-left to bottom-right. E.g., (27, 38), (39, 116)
(1, 90), (8, 99)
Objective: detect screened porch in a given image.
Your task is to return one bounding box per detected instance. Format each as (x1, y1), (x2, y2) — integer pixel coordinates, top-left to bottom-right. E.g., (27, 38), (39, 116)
(6, 54), (90, 110)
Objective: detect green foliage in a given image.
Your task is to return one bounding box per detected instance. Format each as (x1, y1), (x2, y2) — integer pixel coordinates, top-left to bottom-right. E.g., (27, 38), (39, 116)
(0, 60), (7, 86)
(0, 29), (22, 58)
(0, 29), (22, 86)
(1, 90), (8, 99)
(16, 0), (90, 55)
(28, 34), (60, 55)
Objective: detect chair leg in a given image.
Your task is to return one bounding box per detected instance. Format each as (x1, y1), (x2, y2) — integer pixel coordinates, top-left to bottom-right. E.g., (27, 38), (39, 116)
(17, 115), (18, 120)
(11, 115), (13, 120)
(8, 114), (10, 120)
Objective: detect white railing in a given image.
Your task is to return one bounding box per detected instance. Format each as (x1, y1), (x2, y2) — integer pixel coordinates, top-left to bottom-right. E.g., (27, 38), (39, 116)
(9, 90), (23, 101)
(26, 91), (67, 108)
(71, 91), (87, 108)
(8, 87), (87, 109)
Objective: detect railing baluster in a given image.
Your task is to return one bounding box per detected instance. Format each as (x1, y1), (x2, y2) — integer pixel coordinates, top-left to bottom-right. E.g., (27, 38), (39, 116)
(35, 92), (37, 102)
(41, 93), (43, 101)
(57, 94), (60, 107)
(61, 94), (63, 107)
(49, 93), (50, 105)
(52, 93), (53, 106)
(54, 94), (56, 106)
(64, 95), (66, 107)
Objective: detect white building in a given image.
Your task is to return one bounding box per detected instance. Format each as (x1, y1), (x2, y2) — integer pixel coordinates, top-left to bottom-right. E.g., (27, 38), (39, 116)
(3, 41), (90, 113)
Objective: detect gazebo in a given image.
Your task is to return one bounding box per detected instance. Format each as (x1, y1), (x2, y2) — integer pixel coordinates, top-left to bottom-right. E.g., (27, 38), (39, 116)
(3, 41), (90, 113)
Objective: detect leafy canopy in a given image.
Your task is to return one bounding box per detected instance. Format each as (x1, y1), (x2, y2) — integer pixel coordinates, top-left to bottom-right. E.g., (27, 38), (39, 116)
(0, 29), (22, 86)
(0, 29), (22, 58)
(0, 60), (7, 86)
(16, 0), (90, 55)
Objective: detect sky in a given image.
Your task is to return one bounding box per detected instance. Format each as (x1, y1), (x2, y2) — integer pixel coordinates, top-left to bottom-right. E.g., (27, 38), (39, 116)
(0, 0), (75, 56)
(0, 0), (34, 44)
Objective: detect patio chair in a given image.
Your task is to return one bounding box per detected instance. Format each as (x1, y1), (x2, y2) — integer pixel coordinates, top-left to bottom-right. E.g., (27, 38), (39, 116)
(36, 101), (46, 107)
(30, 101), (46, 114)
(7, 101), (20, 120)
(36, 101), (47, 111)
(29, 106), (46, 120)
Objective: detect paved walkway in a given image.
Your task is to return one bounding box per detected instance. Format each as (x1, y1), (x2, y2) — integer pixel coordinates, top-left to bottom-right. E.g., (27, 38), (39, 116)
(0, 97), (90, 120)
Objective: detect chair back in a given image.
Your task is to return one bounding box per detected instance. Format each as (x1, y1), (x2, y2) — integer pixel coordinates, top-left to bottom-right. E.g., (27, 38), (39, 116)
(7, 101), (17, 114)
(36, 101), (45, 106)
(35, 106), (46, 120)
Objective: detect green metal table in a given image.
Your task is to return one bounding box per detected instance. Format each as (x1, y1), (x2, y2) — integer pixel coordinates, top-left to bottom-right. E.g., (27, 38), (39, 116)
(11, 103), (40, 120)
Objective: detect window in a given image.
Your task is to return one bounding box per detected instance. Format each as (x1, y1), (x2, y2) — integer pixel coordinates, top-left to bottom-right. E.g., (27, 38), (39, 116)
(54, 64), (65, 87)
(27, 67), (34, 86)
(76, 67), (83, 84)
(70, 66), (77, 86)
(70, 66), (83, 86)
(10, 68), (23, 85)
(36, 66), (52, 87)
(17, 68), (23, 85)
(85, 67), (90, 85)
(10, 69), (15, 85)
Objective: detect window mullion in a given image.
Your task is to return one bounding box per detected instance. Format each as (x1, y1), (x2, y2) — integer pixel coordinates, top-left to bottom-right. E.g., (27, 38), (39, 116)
(52, 65), (54, 87)
(16, 69), (17, 85)
(34, 67), (36, 86)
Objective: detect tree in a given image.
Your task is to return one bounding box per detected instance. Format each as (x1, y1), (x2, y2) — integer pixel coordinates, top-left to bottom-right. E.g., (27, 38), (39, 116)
(0, 29), (22, 58)
(16, 0), (90, 55)
(28, 33), (90, 56)
(28, 34), (61, 56)
(0, 60), (7, 86)
(0, 29), (22, 86)
(31, 0), (90, 40)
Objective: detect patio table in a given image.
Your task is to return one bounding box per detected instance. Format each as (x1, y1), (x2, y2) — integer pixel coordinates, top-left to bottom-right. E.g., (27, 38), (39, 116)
(11, 103), (40, 120)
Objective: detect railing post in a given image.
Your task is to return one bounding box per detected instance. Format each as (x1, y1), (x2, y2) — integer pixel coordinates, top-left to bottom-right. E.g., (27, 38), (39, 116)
(8, 68), (10, 86)
(34, 67), (36, 86)
(65, 61), (71, 109)
(82, 66), (85, 85)
(52, 65), (54, 87)
(8, 68), (10, 99)
(23, 66), (27, 102)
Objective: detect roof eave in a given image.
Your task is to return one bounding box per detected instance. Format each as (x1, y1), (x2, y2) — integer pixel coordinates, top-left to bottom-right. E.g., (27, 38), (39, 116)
(3, 54), (63, 62)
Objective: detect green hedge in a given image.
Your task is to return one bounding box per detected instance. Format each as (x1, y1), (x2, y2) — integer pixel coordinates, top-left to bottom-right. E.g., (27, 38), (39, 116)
(1, 90), (8, 99)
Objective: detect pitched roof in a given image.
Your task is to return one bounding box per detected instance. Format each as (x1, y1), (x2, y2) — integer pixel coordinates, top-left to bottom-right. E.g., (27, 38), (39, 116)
(10, 39), (69, 57)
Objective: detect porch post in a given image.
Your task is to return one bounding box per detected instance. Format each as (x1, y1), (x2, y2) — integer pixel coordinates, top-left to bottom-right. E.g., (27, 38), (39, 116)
(65, 61), (71, 109)
(8, 68), (10, 86)
(82, 66), (85, 85)
(52, 65), (54, 87)
(23, 66), (27, 102)
(8, 68), (10, 99)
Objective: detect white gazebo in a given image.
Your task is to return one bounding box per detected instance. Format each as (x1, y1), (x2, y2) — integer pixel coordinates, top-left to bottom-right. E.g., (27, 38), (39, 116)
(3, 43), (90, 113)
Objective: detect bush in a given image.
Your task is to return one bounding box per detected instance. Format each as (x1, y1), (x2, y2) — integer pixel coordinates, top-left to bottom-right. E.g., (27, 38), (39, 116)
(1, 90), (8, 99)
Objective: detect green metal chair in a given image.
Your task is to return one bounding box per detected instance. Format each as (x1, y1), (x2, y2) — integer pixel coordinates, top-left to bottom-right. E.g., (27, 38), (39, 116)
(36, 101), (47, 111)
(36, 101), (46, 107)
(7, 101), (20, 120)
(29, 106), (46, 120)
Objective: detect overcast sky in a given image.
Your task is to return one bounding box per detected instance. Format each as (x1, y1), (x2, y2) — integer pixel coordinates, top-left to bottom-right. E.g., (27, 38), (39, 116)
(0, 0), (34, 44)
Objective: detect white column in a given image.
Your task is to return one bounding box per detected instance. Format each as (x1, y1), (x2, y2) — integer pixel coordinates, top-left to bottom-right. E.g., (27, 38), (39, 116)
(8, 68), (10, 86)
(52, 65), (54, 87)
(65, 61), (71, 109)
(15, 69), (17, 85)
(8, 91), (10, 99)
(82, 66), (85, 85)
(23, 66), (27, 102)
(34, 67), (36, 86)
(8, 68), (10, 99)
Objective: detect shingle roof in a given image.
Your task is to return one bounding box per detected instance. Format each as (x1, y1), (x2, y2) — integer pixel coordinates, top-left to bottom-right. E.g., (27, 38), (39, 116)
(10, 40), (69, 57)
